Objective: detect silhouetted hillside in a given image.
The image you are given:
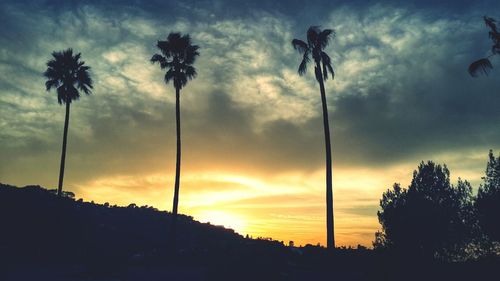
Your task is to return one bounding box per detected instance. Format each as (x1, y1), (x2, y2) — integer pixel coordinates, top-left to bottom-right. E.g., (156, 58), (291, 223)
(0, 183), (293, 280)
(1, 183), (498, 281)
(0, 183), (251, 261)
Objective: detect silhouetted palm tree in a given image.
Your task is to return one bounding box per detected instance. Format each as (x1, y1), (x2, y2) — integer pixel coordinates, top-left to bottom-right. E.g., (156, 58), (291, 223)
(469, 16), (500, 76)
(151, 32), (199, 246)
(292, 26), (336, 249)
(44, 49), (93, 197)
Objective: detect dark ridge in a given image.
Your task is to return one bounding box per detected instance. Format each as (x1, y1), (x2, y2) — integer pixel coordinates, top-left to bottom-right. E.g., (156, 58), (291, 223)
(0, 183), (498, 281)
(0, 183), (246, 263)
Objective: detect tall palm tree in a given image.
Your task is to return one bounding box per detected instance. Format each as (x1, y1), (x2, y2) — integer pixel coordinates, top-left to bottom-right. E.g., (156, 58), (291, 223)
(469, 16), (500, 76)
(292, 26), (336, 249)
(151, 32), (199, 246)
(44, 49), (93, 197)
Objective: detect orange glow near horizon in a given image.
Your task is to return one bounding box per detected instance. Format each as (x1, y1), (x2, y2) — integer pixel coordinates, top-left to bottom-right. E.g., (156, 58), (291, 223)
(67, 150), (489, 247)
(72, 164), (432, 247)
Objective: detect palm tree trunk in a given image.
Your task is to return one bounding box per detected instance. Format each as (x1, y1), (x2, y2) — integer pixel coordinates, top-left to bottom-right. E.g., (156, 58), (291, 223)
(170, 86), (182, 251)
(316, 63), (335, 249)
(57, 102), (71, 197)
(172, 86), (182, 214)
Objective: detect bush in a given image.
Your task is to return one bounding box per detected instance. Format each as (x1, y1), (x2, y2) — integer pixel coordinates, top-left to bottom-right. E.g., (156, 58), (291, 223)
(375, 161), (475, 260)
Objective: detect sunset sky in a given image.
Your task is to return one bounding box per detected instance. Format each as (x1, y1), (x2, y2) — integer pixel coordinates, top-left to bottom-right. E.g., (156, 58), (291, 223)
(1, 0), (500, 247)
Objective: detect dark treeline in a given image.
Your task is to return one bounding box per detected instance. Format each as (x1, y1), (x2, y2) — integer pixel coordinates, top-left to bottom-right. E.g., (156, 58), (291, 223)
(375, 150), (500, 262)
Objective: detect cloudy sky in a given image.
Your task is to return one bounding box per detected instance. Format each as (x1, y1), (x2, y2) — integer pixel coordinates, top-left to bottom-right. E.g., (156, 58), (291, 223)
(1, 0), (500, 247)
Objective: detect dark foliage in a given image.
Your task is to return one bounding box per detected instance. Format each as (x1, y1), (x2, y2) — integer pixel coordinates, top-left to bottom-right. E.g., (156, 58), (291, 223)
(151, 32), (199, 90)
(468, 58), (493, 77)
(44, 49), (93, 104)
(469, 16), (499, 77)
(376, 161), (476, 260)
(292, 26), (335, 82)
(476, 150), (500, 242)
(0, 184), (498, 280)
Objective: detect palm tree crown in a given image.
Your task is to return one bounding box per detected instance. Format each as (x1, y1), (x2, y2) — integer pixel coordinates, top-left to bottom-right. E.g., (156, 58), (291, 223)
(469, 16), (500, 77)
(44, 49), (93, 103)
(151, 32), (199, 89)
(292, 26), (335, 81)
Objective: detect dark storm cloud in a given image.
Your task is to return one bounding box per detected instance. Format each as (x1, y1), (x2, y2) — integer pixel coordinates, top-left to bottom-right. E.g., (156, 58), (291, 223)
(1, 0), (500, 187)
(324, 4), (500, 165)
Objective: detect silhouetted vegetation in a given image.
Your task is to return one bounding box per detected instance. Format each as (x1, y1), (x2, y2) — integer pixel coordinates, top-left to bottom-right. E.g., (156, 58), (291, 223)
(1, 181), (498, 280)
(375, 161), (476, 260)
(43, 49), (93, 197)
(375, 151), (500, 262)
(476, 150), (500, 243)
(151, 32), (199, 250)
(469, 16), (499, 76)
(292, 26), (336, 249)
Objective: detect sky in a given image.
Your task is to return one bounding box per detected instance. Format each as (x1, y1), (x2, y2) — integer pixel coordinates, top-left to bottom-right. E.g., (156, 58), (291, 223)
(1, 0), (500, 247)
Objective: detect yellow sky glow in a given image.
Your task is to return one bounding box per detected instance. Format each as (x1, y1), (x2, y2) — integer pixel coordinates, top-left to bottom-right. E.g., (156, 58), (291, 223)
(72, 164), (432, 247)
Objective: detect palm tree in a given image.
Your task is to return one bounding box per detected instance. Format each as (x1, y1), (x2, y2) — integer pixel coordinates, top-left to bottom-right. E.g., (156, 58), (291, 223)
(44, 49), (93, 197)
(469, 16), (500, 76)
(292, 26), (336, 249)
(151, 32), (199, 247)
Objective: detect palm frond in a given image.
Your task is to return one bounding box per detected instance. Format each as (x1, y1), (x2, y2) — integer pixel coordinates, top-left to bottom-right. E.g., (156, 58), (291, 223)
(484, 16), (497, 34)
(177, 74), (188, 89)
(326, 63), (335, 80)
(43, 66), (57, 80)
(184, 45), (200, 65)
(298, 52), (309, 76)
(169, 33), (188, 54)
(164, 68), (175, 84)
(321, 51), (335, 80)
(56, 85), (66, 105)
(67, 85), (80, 101)
(45, 79), (59, 91)
(307, 26), (321, 46)
(157, 40), (172, 58)
(73, 52), (81, 64)
(185, 65), (197, 80)
(318, 29), (335, 48)
(76, 70), (93, 95)
(314, 65), (322, 82)
(76, 63), (92, 95)
(468, 58), (493, 77)
(151, 54), (167, 68)
(292, 39), (308, 54)
(298, 59), (308, 76)
(322, 61), (328, 80)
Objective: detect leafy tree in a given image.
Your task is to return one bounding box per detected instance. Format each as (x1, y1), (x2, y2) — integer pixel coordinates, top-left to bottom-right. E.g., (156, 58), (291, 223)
(151, 32), (199, 247)
(476, 150), (500, 242)
(43, 49), (93, 197)
(468, 16), (500, 76)
(376, 162), (475, 259)
(292, 26), (336, 249)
